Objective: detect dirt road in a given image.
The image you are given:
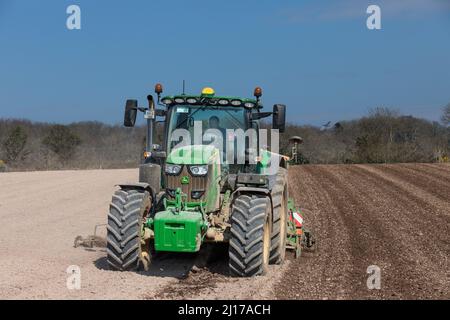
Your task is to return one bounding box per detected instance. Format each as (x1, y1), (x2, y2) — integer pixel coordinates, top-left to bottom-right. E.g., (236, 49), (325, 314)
(0, 164), (448, 299)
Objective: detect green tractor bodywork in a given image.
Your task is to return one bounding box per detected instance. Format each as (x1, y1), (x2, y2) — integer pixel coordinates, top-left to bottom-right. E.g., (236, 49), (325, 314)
(152, 207), (206, 253)
(152, 145), (220, 253)
(106, 85), (314, 276)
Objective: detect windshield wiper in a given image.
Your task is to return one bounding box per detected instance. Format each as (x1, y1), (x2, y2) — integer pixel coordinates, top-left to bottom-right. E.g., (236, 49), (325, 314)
(224, 110), (244, 128)
(174, 104), (213, 130)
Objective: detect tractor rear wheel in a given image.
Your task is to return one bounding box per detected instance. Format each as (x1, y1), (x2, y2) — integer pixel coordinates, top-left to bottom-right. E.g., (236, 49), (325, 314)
(270, 168), (289, 264)
(229, 195), (272, 277)
(106, 188), (151, 271)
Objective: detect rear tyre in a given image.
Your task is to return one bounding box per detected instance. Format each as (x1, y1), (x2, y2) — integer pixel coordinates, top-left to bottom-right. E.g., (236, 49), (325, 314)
(229, 195), (271, 277)
(107, 188), (151, 271)
(270, 168), (288, 264)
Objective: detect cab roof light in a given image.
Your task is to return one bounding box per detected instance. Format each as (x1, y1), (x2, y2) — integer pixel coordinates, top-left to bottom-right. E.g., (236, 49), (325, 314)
(186, 98), (198, 104)
(155, 83), (163, 94)
(231, 99), (242, 106)
(161, 98), (173, 105)
(254, 87), (262, 98)
(201, 87), (215, 97)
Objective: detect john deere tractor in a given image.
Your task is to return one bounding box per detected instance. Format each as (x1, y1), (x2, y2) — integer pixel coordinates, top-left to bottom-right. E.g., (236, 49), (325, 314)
(106, 84), (313, 277)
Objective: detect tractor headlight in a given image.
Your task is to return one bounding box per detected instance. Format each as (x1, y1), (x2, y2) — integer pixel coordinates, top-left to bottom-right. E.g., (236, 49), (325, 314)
(165, 164), (182, 175)
(186, 98), (198, 104)
(188, 165), (208, 176)
(161, 98), (173, 105)
(231, 99), (242, 106)
(244, 102), (256, 108)
(174, 97), (185, 104)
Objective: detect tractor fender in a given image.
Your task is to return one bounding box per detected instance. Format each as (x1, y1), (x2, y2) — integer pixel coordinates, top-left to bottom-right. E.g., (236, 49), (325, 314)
(232, 186), (270, 197)
(231, 187), (274, 224)
(116, 183), (156, 206)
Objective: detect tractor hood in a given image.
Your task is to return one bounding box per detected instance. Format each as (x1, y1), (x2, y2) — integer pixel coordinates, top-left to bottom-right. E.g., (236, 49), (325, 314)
(166, 145), (220, 165)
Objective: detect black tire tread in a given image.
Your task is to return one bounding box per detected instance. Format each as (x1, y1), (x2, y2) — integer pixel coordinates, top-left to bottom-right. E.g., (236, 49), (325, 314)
(107, 189), (146, 271)
(229, 195), (270, 277)
(269, 167), (288, 264)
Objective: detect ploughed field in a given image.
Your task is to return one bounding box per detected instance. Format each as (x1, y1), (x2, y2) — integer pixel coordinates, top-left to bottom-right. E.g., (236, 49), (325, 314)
(0, 164), (448, 299)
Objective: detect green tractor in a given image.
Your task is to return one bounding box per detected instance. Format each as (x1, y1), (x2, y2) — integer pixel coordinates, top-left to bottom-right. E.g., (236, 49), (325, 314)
(107, 84), (314, 277)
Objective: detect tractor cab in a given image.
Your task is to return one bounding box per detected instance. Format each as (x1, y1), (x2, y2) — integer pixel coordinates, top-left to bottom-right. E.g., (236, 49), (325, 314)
(124, 84), (286, 191)
(161, 87), (279, 158)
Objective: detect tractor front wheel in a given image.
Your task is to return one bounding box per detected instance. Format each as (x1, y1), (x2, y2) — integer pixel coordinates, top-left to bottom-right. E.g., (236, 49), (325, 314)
(106, 188), (151, 271)
(229, 195), (272, 277)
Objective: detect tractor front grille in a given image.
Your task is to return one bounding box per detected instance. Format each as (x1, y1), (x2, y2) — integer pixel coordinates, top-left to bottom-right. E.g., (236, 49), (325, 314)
(165, 165), (210, 202)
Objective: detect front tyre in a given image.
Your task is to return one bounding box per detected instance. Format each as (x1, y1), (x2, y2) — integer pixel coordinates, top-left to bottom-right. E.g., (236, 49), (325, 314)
(107, 188), (151, 271)
(229, 195), (272, 277)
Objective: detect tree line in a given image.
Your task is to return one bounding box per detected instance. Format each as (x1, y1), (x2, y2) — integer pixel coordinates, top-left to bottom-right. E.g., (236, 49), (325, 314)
(280, 106), (449, 164)
(0, 105), (449, 172)
(0, 120), (146, 172)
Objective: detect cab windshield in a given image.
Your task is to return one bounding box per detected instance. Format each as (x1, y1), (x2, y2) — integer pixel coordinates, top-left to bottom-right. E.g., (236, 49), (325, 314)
(167, 105), (247, 152)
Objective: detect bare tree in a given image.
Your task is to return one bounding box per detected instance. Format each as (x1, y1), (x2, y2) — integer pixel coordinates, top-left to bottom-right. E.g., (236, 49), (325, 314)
(2, 126), (28, 164)
(441, 103), (450, 126)
(42, 125), (81, 165)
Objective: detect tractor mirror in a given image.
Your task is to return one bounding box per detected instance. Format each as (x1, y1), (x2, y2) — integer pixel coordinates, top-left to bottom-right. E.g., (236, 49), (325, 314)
(250, 112), (272, 121)
(273, 104), (286, 133)
(124, 100), (138, 127)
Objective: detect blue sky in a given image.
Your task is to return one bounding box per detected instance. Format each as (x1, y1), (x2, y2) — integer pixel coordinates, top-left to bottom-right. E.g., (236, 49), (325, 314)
(0, 0), (449, 126)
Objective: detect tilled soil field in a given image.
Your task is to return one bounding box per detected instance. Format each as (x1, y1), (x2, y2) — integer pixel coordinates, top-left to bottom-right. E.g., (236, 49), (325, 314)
(0, 164), (448, 300)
